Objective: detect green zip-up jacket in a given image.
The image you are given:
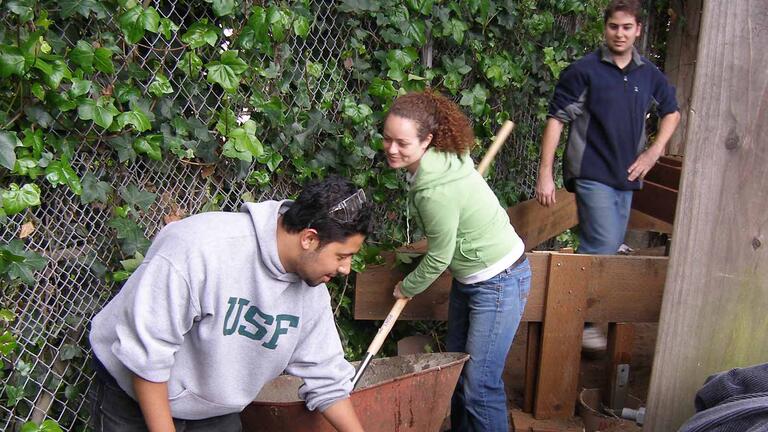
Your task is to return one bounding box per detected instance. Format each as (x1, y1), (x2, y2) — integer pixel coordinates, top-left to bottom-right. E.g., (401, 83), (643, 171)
(401, 148), (525, 297)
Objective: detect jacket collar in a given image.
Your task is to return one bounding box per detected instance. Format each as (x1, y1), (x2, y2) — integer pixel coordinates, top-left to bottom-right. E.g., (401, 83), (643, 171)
(599, 44), (644, 69)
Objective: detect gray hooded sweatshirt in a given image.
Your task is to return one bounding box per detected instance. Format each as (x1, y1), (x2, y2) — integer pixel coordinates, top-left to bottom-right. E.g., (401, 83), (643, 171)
(89, 200), (354, 420)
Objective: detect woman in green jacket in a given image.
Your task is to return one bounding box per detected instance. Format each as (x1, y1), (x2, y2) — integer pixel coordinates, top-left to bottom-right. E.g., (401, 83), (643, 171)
(386, 90), (531, 432)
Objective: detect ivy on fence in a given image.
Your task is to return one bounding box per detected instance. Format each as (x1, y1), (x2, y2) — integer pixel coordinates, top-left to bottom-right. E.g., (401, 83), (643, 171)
(0, 0), (616, 429)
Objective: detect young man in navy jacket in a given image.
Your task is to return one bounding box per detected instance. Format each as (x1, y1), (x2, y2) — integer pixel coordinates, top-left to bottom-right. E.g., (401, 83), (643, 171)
(535, 0), (681, 350)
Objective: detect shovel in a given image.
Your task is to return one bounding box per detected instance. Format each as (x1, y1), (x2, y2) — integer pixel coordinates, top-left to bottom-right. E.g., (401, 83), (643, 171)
(351, 120), (515, 389)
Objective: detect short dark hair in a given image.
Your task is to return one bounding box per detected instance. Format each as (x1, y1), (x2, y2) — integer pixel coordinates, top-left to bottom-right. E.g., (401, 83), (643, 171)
(604, 0), (644, 24)
(282, 175), (372, 246)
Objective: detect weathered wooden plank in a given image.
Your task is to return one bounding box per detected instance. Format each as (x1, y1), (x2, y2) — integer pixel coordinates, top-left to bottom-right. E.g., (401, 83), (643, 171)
(355, 253), (667, 323)
(627, 208), (673, 234)
(631, 180), (678, 225)
(534, 254), (590, 419)
(644, 162), (681, 190)
(663, 0), (702, 156)
(523, 323), (542, 413)
(506, 189), (578, 250)
(645, 2), (768, 430)
(603, 323), (636, 410)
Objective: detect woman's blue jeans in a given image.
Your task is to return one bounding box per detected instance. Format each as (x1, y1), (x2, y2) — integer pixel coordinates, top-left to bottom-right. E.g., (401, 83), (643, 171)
(446, 259), (531, 432)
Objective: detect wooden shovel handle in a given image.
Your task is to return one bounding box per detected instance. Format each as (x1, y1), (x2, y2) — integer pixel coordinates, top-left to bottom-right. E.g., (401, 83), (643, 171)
(364, 297), (409, 356)
(476, 120), (515, 176)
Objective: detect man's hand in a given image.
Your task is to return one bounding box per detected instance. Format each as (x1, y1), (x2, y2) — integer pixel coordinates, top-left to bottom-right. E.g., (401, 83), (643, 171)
(628, 147), (661, 181)
(392, 281), (410, 299)
(535, 173), (557, 207)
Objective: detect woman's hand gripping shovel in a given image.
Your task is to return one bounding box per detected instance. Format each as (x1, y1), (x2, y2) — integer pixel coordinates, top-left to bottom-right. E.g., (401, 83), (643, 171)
(351, 120), (515, 389)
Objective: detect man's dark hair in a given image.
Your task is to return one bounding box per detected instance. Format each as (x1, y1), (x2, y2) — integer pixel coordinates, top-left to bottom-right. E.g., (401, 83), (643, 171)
(604, 0), (644, 24)
(282, 175), (372, 246)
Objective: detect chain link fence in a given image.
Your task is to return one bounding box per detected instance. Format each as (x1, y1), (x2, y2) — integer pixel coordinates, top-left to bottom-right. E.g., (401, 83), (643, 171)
(0, 1), (635, 430)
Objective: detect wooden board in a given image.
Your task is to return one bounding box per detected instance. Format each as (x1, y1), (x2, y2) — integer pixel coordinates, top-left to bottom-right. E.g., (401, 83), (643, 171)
(523, 322), (542, 413)
(644, 2), (768, 430)
(627, 208), (673, 234)
(663, 0), (702, 156)
(603, 323), (636, 409)
(355, 253), (667, 323)
(644, 162), (681, 190)
(506, 188), (578, 250)
(631, 180), (678, 225)
(534, 254), (590, 419)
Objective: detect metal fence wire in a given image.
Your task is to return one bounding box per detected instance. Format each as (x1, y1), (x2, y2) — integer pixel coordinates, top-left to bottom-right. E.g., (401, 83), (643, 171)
(0, 2), (614, 430)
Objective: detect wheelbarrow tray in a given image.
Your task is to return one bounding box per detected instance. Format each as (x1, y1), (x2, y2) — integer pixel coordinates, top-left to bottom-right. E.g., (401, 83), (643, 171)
(241, 352), (469, 432)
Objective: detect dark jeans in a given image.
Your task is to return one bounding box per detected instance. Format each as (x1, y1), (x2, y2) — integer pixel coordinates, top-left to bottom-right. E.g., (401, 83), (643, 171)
(87, 358), (242, 432)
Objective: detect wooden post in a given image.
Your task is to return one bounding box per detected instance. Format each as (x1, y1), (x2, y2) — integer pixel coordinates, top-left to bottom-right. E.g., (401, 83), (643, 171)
(644, 2), (768, 430)
(534, 254), (590, 419)
(602, 323), (635, 410)
(663, 0), (703, 155)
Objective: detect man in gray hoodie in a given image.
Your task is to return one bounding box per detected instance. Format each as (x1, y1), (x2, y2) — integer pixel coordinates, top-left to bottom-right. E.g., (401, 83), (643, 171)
(88, 176), (371, 431)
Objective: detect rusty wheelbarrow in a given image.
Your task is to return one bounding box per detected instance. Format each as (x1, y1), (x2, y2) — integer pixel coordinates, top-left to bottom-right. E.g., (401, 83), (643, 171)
(241, 352), (469, 431)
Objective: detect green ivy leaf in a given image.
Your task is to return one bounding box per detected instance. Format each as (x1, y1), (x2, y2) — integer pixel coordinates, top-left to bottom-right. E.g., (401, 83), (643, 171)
(109, 135), (137, 162)
(6, 0), (34, 22)
(205, 50), (248, 93)
(5, 384), (25, 407)
(35, 57), (72, 89)
(94, 47), (115, 74)
(293, 15), (311, 38)
(119, 251), (144, 272)
(108, 217), (151, 256)
(0, 131), (21, 170)
(77, 97), (120, 129)
(223, 120), (263, 161)
(45, 159), (83, 195)
(238, 8), (269, 52)
(119, 184), (156, 210)
(69, 40), (94, 72)
(403, 21), (426, 46)
(158, 18), (179, 39)
(338, 0), (380, 13)
(0, 45), (25, 78)
(459, 83), (489, 116)
(80, 173), (113, 204)
(60, 0), (109, 19)
(116, 110), (151, 132)
(181, 19), (219, 49)
(443, 18), (469, 44)
(256, 149), (283, 172)
(267, 6), (291, 43)
(148, 73), (173, 97)
(0, 331), (18, 356)
(132, 135), (163, 160)
(368, 78), (398, 99)
(342, 97), (373, 125)
(31, 82), (46, 100)
(179, 51), (203, 79)
(68, 78), (92, 98)
(215, 108), (237, 136)
(0, 309), (15, 324)
(114, 83), (142, 104)
(118, 5), (161, 44)
(60, 344), (83, 361)
(1, 183), (41, 215)
(206, 0), (236, 17)
(406, 0), (434, 15)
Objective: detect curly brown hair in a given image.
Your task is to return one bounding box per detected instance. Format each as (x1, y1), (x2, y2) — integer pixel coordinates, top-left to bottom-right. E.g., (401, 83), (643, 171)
(386, 89), (475, 154)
